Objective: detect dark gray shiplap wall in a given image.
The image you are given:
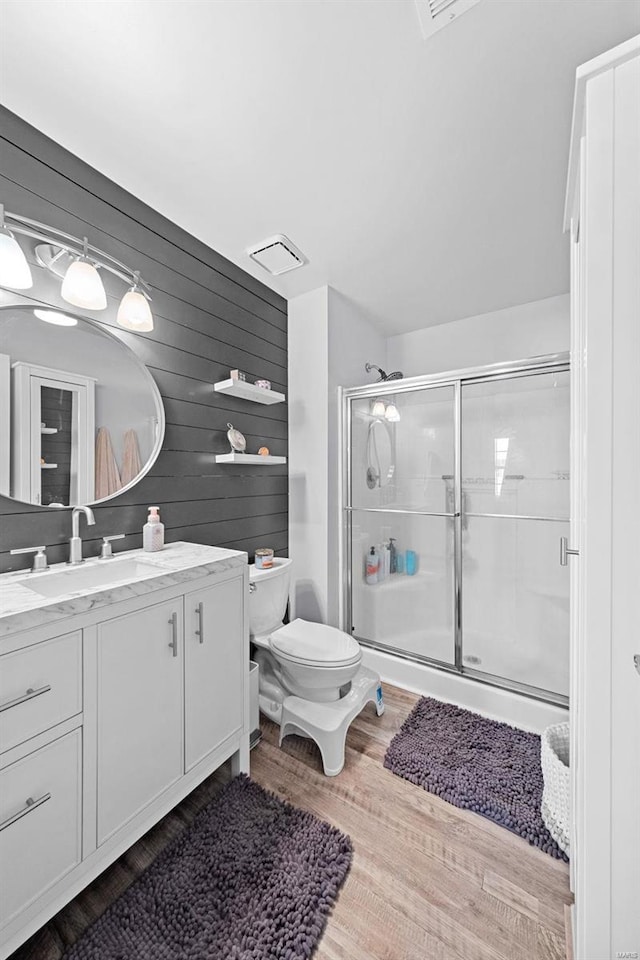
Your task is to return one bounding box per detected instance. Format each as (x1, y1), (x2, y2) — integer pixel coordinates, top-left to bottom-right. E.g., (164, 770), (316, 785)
(0, 107), (288, 573)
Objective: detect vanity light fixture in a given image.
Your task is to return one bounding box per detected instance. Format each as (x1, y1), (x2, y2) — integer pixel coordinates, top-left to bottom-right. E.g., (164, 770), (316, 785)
(33, 308), (78, 327)
(60, 237), (107, 310)
(371, 398), (386, 418)
(384, 402), (401, 422)
(0, 204), (33, 289)
(116, 271), (153, 331)
(0, 205), (154, 331)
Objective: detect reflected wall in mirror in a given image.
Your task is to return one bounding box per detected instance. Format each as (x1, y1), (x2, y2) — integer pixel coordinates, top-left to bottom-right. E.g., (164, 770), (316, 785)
(0, 305), (165, 508)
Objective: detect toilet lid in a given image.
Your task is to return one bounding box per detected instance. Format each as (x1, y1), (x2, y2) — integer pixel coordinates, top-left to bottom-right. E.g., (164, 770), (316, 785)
(270, 619), (361, 667)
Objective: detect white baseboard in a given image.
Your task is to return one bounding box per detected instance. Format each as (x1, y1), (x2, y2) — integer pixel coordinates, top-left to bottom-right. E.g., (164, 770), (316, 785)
(363, 647), (569, 734)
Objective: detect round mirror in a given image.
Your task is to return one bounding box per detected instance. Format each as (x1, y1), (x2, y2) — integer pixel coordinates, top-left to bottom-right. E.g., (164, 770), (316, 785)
(0, 304), (165, 508)
(366, 419), (394, 489)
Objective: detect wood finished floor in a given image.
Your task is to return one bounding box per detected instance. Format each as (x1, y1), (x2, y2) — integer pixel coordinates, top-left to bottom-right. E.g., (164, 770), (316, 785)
(10, 684), (572, 960)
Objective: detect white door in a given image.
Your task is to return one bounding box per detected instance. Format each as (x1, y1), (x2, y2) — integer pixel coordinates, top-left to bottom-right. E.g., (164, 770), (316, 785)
(567, 38), (640, 960)
(184, 576), (245, 772)
(96, 598), (184, 844)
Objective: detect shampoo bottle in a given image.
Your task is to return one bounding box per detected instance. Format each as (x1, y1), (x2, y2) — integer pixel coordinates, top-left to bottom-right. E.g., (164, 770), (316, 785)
(389, 538), (398, 574)
(366, 546), (379, 585)
(384, 541), (391, 578)
(143, 506), (165, 552)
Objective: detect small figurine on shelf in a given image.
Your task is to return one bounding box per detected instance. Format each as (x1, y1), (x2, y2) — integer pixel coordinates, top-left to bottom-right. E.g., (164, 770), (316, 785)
(258, 446), (270, 456)
(226, 423), (246, 453)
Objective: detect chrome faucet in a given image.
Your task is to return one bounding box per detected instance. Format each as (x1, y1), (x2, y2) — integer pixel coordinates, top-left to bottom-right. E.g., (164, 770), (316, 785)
(68, 506), (96, 564)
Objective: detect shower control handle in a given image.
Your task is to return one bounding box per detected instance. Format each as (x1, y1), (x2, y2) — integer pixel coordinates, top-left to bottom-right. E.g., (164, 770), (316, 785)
(559, 536), (579, 566)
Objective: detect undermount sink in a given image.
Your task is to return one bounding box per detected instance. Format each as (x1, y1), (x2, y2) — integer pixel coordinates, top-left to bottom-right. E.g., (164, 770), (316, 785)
(21, 558), (161, 598)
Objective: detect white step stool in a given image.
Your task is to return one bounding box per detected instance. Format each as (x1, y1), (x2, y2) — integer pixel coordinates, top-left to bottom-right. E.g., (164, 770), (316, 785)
(278, 666), (383, 776)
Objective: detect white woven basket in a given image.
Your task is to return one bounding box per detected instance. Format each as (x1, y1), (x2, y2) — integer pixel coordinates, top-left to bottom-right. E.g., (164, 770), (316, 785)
(541, 721), (570, 856)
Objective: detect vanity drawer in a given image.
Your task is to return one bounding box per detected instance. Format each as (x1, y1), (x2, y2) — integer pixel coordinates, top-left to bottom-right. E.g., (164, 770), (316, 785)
(0, 632), (82, 754)
(0, 729), (82, 928)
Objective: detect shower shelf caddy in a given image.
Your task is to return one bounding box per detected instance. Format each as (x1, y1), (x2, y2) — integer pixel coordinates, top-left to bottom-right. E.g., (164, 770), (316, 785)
(213, 378), (285, 405)
(215, 453), (287, 465)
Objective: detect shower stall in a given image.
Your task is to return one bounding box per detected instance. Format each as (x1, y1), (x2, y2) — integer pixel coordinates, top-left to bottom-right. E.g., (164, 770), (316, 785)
(340, 354), (570, 706)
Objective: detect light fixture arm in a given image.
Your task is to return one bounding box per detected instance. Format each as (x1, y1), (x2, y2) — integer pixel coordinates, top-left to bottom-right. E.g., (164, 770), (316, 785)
(0, 208), (152, 296)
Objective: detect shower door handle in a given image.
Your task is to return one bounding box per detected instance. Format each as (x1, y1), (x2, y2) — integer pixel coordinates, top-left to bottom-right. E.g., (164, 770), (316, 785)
(559, 536), (579, 566)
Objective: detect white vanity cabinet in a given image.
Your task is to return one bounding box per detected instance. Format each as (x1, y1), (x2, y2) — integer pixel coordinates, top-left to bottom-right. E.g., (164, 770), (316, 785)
(0, 546), (248, 960)
(96, 599), (185, 845)
(184, 577), (245, 771)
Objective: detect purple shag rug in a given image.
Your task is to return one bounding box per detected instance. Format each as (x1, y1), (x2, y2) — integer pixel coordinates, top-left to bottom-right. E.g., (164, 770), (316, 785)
(65, 775), (352, 959)
(384, 697), (568, 861)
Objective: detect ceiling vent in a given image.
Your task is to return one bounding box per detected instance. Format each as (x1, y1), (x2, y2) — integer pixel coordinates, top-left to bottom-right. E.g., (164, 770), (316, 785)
(414, 0), (482, 39)
(246, 235), (308, 276)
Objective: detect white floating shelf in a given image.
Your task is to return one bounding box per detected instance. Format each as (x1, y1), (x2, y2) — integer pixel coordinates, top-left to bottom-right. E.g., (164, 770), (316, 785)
(215, 453), (287, 465)
(213, 378), (285, 405)
(41, 426), (58, 434)
(40, 463), (58, 469)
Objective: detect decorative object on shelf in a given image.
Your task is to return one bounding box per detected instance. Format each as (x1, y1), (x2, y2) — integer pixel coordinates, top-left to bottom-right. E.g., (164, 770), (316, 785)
(258, 446), (270, 456)
(255, 547), (274, 570)
(230, 369), (247, 381)
(255, 379), (271, 390)
(226, 423), (246, 453)
(0, 204), (154, 330)
(214, 378), (285, 405)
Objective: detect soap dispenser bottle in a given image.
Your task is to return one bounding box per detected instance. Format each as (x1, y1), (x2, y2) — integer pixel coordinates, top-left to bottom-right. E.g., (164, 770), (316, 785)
(143, 506), (165, 552)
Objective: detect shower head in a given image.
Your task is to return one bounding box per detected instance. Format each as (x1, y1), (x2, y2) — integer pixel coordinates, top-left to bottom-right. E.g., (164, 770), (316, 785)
(365, 362), (404, 382)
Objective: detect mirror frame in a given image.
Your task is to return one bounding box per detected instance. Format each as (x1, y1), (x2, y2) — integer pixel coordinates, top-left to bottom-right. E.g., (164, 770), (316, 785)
(0, 299), (166, 510)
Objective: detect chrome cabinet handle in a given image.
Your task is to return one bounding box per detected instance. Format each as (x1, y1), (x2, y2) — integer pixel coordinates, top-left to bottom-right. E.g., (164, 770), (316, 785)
(0, 684), (51, 714)
(560, 536), (579, 566)
(195, 602), (204, 644)
(168, 612), (178, 657)
(0, 792), (51, 832)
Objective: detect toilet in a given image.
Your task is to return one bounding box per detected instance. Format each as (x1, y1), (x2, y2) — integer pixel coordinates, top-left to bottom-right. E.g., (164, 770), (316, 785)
(249, 557), (383, 775)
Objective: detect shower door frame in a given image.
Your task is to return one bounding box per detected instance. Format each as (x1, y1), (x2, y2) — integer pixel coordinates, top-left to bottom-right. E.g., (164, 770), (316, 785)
(339, 352), (570, 707)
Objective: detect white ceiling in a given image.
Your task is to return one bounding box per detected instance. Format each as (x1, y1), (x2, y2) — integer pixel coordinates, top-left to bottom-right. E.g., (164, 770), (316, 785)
(1, 0), (638, 335)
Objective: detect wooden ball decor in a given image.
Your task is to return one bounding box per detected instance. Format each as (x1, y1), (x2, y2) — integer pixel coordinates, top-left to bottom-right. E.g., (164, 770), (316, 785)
(258, 446), (270, 456)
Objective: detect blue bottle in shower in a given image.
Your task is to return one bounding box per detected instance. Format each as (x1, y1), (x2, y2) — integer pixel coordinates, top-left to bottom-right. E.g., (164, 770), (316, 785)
(405, 550), (418, 576)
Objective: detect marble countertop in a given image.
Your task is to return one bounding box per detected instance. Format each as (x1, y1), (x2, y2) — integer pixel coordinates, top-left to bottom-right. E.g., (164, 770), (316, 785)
(0, 541), (247, 638)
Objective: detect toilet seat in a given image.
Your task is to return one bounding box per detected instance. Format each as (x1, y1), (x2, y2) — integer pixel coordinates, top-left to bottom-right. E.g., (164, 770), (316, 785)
(270, 618), (361, 668)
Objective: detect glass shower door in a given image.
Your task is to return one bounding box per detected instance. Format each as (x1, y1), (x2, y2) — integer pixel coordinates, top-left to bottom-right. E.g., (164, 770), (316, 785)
(347, 383), (457, 665)
(460, 369), (570, 698)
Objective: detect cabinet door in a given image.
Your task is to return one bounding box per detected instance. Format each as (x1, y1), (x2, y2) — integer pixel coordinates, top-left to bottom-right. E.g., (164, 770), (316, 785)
(96, 599), (183, 845)
(0, 729), (82, 929)
(185, 576), (245, 771)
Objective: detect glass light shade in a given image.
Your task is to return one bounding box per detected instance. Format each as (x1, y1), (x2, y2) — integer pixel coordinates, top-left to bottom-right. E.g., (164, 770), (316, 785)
(384, 402), (400, 422)
(0, 230), (33, 289)
(61, 258), (107, 310)
(117, 288), (154, 331)
(371, 399), (386, 417)
(34, 308), (78, 327)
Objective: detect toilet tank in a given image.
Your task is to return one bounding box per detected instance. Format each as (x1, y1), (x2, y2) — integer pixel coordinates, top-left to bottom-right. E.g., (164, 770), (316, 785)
(249, 557), (293, 639)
